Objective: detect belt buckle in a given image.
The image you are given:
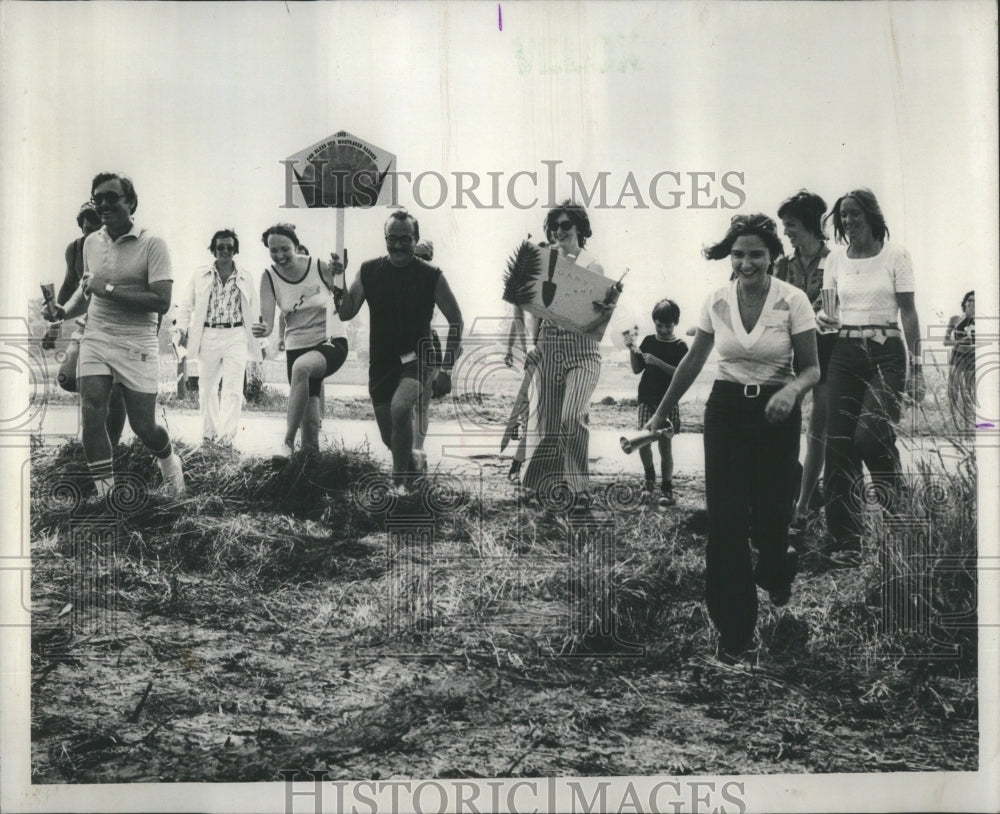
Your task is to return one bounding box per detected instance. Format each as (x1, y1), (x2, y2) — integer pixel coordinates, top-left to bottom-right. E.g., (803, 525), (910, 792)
(743, 384), (760, 398)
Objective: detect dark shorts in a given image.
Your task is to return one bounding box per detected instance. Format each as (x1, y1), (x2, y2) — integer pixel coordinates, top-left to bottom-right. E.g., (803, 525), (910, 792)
(286, 337), (348, 397)
(815, 331), (838, 385)
(369, 359), (426, 408)
(638, 401), (680, 434)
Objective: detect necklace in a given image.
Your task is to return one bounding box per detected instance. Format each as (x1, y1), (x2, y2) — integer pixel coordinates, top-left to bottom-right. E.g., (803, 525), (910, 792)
(737, 276), (770, 310)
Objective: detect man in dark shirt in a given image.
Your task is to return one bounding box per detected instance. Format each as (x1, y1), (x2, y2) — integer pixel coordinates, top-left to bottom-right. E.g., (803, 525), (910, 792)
(337, 210), (462, 491)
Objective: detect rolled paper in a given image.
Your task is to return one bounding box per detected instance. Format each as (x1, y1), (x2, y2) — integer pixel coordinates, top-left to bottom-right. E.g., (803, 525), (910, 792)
(620, 422), (674, 454)
(40, 283), (56, 318)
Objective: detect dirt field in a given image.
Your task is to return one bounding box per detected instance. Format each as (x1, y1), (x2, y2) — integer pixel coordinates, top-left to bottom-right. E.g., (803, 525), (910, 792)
(29, 422), (977, 782)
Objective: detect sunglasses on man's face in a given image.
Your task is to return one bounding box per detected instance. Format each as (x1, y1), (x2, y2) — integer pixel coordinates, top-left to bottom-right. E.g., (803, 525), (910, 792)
(385, 235), (415, 246)
(552, 220), (575, 233)
(91, 191), (128, 206)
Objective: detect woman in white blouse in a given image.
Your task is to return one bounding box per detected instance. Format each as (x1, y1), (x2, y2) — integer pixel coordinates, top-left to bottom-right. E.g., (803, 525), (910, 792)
(817, 189), (923, 564)
(646, 214), (819, 662)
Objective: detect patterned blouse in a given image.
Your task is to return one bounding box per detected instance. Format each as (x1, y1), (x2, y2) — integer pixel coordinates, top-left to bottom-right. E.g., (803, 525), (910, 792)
(774, 244), (830, 312)
(206, 265), (244, 325)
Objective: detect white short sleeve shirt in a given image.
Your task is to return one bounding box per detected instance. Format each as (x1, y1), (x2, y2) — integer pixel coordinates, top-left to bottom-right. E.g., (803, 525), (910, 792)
(698, 277), (816, 385)
(823, 242), (914, 326)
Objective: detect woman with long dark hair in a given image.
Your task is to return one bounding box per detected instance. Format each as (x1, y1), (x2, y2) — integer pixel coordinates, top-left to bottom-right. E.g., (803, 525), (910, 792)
(818, 189), (923, 563)
(646, 214), (819, 661)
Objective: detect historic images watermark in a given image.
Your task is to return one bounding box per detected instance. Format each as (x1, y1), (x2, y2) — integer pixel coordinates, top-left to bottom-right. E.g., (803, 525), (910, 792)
(29, 468), (151, 663)
(0, 317), (65, 450)
(280, 159), (747, 212)
(279, 772), (749, 814)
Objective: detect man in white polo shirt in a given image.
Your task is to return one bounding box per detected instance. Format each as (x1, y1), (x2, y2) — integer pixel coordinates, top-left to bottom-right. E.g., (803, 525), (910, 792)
(45, 172), (184, 498)
(175, 229), (261, 445)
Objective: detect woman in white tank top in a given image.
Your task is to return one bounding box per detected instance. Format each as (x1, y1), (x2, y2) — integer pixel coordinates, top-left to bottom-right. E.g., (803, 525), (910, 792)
(252, 223), (348, 461)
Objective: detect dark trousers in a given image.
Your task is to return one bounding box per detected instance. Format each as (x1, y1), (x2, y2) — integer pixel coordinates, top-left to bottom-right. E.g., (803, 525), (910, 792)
(824, 336), (906, 546)
(947, 351), (976, 436)
(703, 382), (801, 650)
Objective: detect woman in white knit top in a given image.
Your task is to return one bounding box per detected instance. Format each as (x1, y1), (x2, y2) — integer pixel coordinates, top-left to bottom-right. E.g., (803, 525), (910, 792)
(817, 189), (923, 563)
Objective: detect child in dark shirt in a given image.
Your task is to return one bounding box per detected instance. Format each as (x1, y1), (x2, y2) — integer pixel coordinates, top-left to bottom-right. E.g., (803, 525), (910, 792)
(629, 298), (688, 506)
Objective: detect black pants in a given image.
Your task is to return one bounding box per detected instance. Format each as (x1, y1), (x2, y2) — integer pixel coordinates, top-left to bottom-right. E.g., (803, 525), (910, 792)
(703, 381), (801, 650)
(824, 336), (906, 547)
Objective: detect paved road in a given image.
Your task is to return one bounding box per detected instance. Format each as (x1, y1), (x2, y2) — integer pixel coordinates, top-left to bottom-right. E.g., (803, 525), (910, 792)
(31, 404), (963, 478)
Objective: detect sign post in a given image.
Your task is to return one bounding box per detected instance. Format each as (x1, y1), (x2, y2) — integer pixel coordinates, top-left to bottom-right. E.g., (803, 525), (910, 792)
(282, 130), (397, 257)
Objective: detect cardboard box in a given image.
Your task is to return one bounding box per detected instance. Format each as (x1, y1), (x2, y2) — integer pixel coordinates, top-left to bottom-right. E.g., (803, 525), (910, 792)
(501, 241), (616, 341)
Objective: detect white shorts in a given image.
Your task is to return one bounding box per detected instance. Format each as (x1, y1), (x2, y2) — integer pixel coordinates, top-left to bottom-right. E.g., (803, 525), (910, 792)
(78, 334), (159, 394)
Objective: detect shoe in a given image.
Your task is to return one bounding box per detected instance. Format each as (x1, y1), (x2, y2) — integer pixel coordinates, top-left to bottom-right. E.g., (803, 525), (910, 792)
(567, 492), (593, 518)
(657, 485), (676, 510)
(788, 514), (809, 539)
(768, 550), (798, 607)
(508, 459), (523, 482)
(809, 479), (826, 511)
(157, 452), (186, 496)
(391, 482), (416, 498)
(273, 442), (294, 463)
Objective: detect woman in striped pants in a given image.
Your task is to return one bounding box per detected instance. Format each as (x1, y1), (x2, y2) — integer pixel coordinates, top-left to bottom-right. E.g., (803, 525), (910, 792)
(522, 201), (618, 512)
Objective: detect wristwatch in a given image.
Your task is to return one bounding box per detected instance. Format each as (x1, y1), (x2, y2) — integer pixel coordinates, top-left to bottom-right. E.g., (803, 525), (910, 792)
(105, 283), (116, 294)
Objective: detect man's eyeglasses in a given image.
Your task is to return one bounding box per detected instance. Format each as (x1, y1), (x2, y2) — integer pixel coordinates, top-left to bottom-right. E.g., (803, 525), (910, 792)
(91, 191), (128, 206)
(553, 220), (575, 233)
(385, 235), (415, 246)
(215, 245), (235, 254)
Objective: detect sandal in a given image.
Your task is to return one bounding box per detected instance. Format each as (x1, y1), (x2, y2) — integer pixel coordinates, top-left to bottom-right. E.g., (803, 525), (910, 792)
(788, 514), (809, 537)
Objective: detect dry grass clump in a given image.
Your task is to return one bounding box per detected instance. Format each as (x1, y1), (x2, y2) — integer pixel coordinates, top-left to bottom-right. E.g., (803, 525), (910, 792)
(127, 511), (375, 585)
(31, 439), (385, 523)
(30, 440), (393, 593)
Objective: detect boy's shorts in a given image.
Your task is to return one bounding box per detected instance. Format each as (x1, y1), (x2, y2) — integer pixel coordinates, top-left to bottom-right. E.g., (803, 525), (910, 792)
(637, 401), (680, 434)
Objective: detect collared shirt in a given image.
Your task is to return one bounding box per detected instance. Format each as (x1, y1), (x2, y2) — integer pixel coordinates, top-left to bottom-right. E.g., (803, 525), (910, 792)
(205, 264), (244, 325)
(774, 244), (830, 311)
(82, 223), (172, 338)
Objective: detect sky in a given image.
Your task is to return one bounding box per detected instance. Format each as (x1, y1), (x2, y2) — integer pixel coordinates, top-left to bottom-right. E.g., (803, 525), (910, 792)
(1, 0), (997, 354)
